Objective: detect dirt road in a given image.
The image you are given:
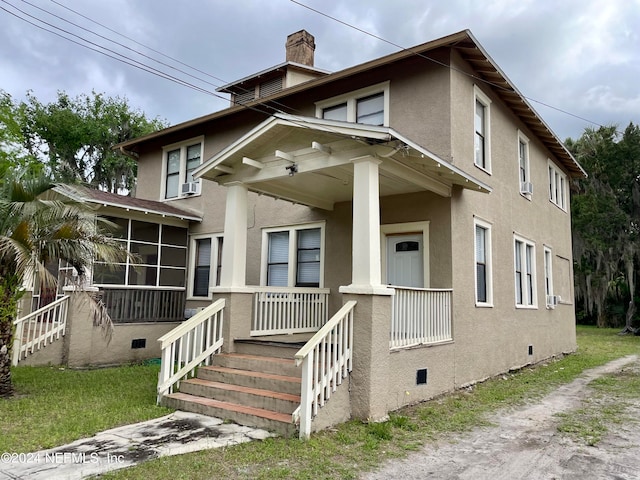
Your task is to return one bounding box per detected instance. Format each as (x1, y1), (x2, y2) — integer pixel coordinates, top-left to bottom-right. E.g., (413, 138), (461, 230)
(362, 355), (640, 480)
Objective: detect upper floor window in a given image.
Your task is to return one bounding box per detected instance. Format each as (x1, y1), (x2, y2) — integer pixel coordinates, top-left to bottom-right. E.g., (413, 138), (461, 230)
(518, 131), (532, 197)
(261, 223), (325, 287)
(514, 235), (536, 308)
(474, 218), (493, 306)
(316, 82), (389, 127)
(548, 161), (567, 210)
(474, 86), (491, 173)
(162, 137), (204, 200)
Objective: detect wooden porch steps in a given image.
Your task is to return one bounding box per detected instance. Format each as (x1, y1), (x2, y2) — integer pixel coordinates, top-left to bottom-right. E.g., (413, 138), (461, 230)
(161, 347), (303, 437)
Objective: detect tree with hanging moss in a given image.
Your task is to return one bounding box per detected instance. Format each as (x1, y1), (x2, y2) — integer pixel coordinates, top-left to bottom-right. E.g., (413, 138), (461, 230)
(568, 123), (640, 332)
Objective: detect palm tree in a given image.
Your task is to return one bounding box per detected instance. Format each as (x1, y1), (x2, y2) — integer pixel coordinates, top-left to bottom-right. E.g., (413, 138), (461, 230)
(0, 174), (129, 396)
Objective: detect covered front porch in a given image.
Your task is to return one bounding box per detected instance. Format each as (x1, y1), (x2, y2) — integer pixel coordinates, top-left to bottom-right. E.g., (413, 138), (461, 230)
(195, 114), (489, 349)
(165, 113), (491, 436)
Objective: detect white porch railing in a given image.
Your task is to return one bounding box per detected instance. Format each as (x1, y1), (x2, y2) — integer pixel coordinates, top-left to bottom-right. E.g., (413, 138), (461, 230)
(251, 287), (330, 336)
(390, 287), (452, 349)
(293, 300), (356, 439)
(12, 295), (69, 366)
(157, 298), (225, 402)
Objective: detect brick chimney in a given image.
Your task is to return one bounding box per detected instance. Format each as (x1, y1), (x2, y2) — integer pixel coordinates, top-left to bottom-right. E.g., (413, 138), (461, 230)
(286, 30), (315, 66)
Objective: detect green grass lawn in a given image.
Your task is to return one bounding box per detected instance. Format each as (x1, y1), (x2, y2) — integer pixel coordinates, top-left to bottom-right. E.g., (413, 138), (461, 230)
(1, 326), (639, 480)
(0, 364), (171, 452)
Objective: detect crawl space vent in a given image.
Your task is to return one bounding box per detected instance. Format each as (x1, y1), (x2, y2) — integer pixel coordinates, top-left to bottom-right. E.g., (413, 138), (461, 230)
(416, 368), (428, 385)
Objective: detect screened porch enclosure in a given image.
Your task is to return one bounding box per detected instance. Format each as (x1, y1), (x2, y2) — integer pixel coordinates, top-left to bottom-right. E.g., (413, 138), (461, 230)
(93, 217), (189, 323)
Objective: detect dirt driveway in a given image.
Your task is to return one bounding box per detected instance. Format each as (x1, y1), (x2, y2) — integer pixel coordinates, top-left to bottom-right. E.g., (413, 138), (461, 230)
(362, 355), (640, 480)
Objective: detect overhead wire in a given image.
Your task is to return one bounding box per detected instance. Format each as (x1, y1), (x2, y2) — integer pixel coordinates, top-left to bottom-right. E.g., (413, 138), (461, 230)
(289, 0), (610, 133)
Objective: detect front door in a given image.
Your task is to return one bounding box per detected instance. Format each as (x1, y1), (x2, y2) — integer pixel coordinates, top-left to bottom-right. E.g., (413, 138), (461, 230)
(386, 234), (424, 287)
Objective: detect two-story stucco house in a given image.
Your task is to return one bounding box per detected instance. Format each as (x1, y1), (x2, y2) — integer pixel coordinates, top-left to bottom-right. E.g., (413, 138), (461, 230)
(16, 29), (585, 438)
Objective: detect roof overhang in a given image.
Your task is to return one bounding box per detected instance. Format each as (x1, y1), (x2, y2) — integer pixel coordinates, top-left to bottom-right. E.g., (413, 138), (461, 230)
(53, 185), (202, 223)
(116, 30), (584, 180)
(194, 114), (491, 210)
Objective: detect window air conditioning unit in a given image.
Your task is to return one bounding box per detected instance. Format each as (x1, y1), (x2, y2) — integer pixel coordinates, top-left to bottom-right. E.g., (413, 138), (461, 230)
(181, 182), (199, 195)
(520, 182), (533, 195)
(546, 295), (560, 308)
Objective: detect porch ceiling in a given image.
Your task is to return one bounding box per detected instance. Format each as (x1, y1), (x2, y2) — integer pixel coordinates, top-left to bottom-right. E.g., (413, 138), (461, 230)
(195, 114), (491, 210)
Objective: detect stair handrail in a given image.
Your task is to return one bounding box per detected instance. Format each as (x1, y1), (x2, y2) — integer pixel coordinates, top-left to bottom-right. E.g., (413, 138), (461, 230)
(12, 295), (69, 366)
(157, 298), (225, 402)
(294, 300), (356, 439)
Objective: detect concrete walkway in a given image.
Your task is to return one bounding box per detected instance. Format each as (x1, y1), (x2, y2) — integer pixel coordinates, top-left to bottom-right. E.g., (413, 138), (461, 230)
(0, 411), (273, 480)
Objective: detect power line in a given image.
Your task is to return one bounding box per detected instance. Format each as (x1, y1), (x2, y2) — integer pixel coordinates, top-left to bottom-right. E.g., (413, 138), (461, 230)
(289, 0), (609, 133)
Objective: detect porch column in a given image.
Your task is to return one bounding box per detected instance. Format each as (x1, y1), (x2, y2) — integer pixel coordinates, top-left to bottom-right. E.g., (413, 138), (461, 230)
(350, 156), (382, 288)
(220, 182), (248, 288)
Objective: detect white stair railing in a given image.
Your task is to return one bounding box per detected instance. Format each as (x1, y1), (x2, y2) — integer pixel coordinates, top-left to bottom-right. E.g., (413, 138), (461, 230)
(157, 298), (225, 402)
(252, 287), (330, 336)
(12, 296), (69, 366)
(293, 300), (356, 439)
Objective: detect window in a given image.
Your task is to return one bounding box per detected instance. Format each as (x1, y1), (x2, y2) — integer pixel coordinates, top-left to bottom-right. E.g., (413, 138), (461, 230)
(514, 236), (536, 308)
(474, 86), (491, 172)
(316, 82), (389, 126)
(548, 161), (567, 210)
(93, 218), (188, 288)
(544, 246), (555, 308)
(518, 131), (531, 196)
(474, 218), (492, 306)
(162, 137), (204, 199)
(261, 223), (324, 287)
(190, 234), (223, 298)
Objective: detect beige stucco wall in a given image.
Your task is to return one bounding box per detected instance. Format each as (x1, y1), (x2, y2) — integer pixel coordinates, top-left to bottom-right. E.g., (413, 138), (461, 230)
(128, 45), (577, 423)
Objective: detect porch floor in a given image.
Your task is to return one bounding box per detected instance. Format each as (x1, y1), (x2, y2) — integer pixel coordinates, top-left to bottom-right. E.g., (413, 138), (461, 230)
(236, 332), (315, 346)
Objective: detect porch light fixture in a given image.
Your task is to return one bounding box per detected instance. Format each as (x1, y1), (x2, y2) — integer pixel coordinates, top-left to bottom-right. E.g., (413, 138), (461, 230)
(286, 163), (298, 176)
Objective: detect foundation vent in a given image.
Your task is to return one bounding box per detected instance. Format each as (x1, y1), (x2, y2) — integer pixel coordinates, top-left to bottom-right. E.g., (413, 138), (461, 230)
(131, 338), (147, 349)
(528, 345), (533, 356)
(416, 368), (428, 385)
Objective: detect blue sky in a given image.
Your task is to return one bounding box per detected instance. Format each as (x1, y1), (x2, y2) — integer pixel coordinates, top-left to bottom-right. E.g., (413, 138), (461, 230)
(2, 0), (639, 141)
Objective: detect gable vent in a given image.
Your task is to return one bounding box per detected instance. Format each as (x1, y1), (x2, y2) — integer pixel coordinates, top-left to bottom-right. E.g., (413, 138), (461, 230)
(259, 77), (284, 98)
(234, 89), (256, 105)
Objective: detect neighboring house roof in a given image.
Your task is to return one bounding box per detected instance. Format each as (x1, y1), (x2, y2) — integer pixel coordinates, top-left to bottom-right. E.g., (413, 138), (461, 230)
(194, 114), (491, 210)
(116, 29), (585, 179)
(53, 184), (202, 222)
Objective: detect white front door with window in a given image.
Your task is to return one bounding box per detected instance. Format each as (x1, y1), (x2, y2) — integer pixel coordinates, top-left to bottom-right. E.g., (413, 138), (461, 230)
(386, 234), (424, 287)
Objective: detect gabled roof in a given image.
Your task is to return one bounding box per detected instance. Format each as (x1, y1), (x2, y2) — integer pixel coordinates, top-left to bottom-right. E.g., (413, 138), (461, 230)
(116, 30), (585, 178)
(194, 114), (491, 210)
(54, 184), (202, 222)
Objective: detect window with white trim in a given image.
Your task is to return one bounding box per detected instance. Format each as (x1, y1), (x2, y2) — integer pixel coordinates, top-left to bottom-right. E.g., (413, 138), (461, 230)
(93, 218), (188, 287)
(518, 131), (531, 196)
(514, 236), (536, 307)
(474, 218), (492, 306)
(544, 246), (555, 307)
(261, 223), (324, 287)
(190, 234), (223, 298)
(162, 137), (203, 199)
(474, 86), (491, 172)
(548, 161), (567, 210)
(316, 82), (389, 126)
